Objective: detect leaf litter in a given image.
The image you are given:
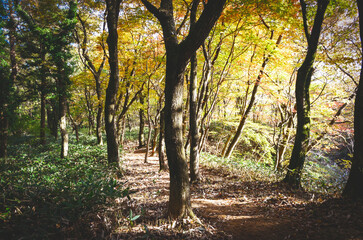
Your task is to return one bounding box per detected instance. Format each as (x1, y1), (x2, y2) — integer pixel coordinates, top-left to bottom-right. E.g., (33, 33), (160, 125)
(109, 143), (363, 240)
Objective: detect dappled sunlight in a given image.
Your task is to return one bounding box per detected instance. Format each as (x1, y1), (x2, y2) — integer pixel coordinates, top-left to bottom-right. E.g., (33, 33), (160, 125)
(112, 146), (363, 239)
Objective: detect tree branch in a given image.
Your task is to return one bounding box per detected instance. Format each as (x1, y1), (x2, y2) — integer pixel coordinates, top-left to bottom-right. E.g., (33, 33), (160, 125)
(179, 0), (226, 62)
(140, 0), (161, 19)
(300, 0), (310, 42)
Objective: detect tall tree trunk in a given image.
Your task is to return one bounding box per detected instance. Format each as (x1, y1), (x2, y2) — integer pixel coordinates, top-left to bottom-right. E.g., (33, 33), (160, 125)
(139, 95), (145, 148)
(0, 117), (8, 159)
(151, 125), (159, 156)
(53, 1), (76, 158)
(283, 0), (329, 188)
(141, 0), (226, 219)
(0, 0), (17, 159)
(84, 86), (94, 135)
(118, 116), (126, 146)
(58, 71), (69, 158)
(164, 53), (193, 218)
(40, 88), (46, 145)
(158, 108), (167, 171)
(47, 100), (58, 140)
(96, 101), (103, 145)
(275, 114), (294, 170)
(189, 1), (200, 183)
(189, 53), (200, 182)
(104, 0), (122, 165)
(343, 0), (363, 199)
(145, 78), (152, 163)
(40, 48), (47, 145)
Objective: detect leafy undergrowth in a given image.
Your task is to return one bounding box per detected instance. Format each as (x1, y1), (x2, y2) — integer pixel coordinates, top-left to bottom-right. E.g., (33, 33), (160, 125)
(200, 151), (349, 196)
(302, 151), (350, 195)
(207, 119), (350, 195)
(1, 137), (362, 240)
(0, 135), (128, 239)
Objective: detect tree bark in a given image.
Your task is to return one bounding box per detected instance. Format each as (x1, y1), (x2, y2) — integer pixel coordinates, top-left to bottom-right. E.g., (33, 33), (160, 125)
(145, 77), (152, 163)
(283, 0), (329, 188)
(189, 0), (200, 183)
(46, 100), (58, 140)
(139, 95), (145, 148)
(158, 108), (167, 171)
(40, 86), (46, 145)
(104, 0), (122, 164)
(189, 53), (200, 182)
(275, 112), (294, 170)
(141, 0), (226, 219)
(96, 102), (103, 145)
(0, 0), (17, 159)
(343, 0), (363, 199)
(84, 86), (94, 135)
(58, 70), (69, 158)
(151, 125), (159, 156)
(39, 48), (47, 145)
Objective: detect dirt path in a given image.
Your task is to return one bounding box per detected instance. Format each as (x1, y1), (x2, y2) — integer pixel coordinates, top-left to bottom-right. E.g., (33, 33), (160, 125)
(112, 147), (363, 240)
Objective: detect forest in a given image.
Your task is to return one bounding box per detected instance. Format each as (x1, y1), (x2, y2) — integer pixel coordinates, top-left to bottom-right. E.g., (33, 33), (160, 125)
(1, 0), (363, 239)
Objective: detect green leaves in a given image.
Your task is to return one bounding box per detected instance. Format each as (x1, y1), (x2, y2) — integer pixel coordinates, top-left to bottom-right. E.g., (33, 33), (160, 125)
(0, 135), (128, 238)
(127, 209), (140, 228)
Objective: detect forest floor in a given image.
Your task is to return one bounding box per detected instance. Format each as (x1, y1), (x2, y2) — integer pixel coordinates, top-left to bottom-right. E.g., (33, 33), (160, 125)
(107, 144), (363, 240)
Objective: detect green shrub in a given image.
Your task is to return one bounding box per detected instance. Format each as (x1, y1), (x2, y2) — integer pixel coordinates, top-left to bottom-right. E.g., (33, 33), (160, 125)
(0, 135), (128, 238)
(209, 119), (275, 165)
(301, 152), (350, 194)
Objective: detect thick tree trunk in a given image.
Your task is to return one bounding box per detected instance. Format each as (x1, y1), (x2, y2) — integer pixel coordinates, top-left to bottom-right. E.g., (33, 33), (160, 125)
(283, 0), (329, 188)
(343, 0), (363, 199)
(141, 0), (226, 219)
(343, 78), (363, 198)
(0, 1), (17, 159)
(164, 53), (192, 218)
(283, 67), (313, 187)
(105, 0), (122, 165)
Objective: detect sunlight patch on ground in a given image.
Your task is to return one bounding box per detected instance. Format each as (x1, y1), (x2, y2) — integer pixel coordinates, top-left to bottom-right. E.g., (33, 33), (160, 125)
(193, 198), (238, 206)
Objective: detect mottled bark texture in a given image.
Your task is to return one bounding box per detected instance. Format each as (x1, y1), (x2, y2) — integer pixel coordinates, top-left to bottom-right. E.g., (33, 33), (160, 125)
(105, 0), (122, 164)
(141, 0), (226, 219)
(284, 0), (329, 188)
